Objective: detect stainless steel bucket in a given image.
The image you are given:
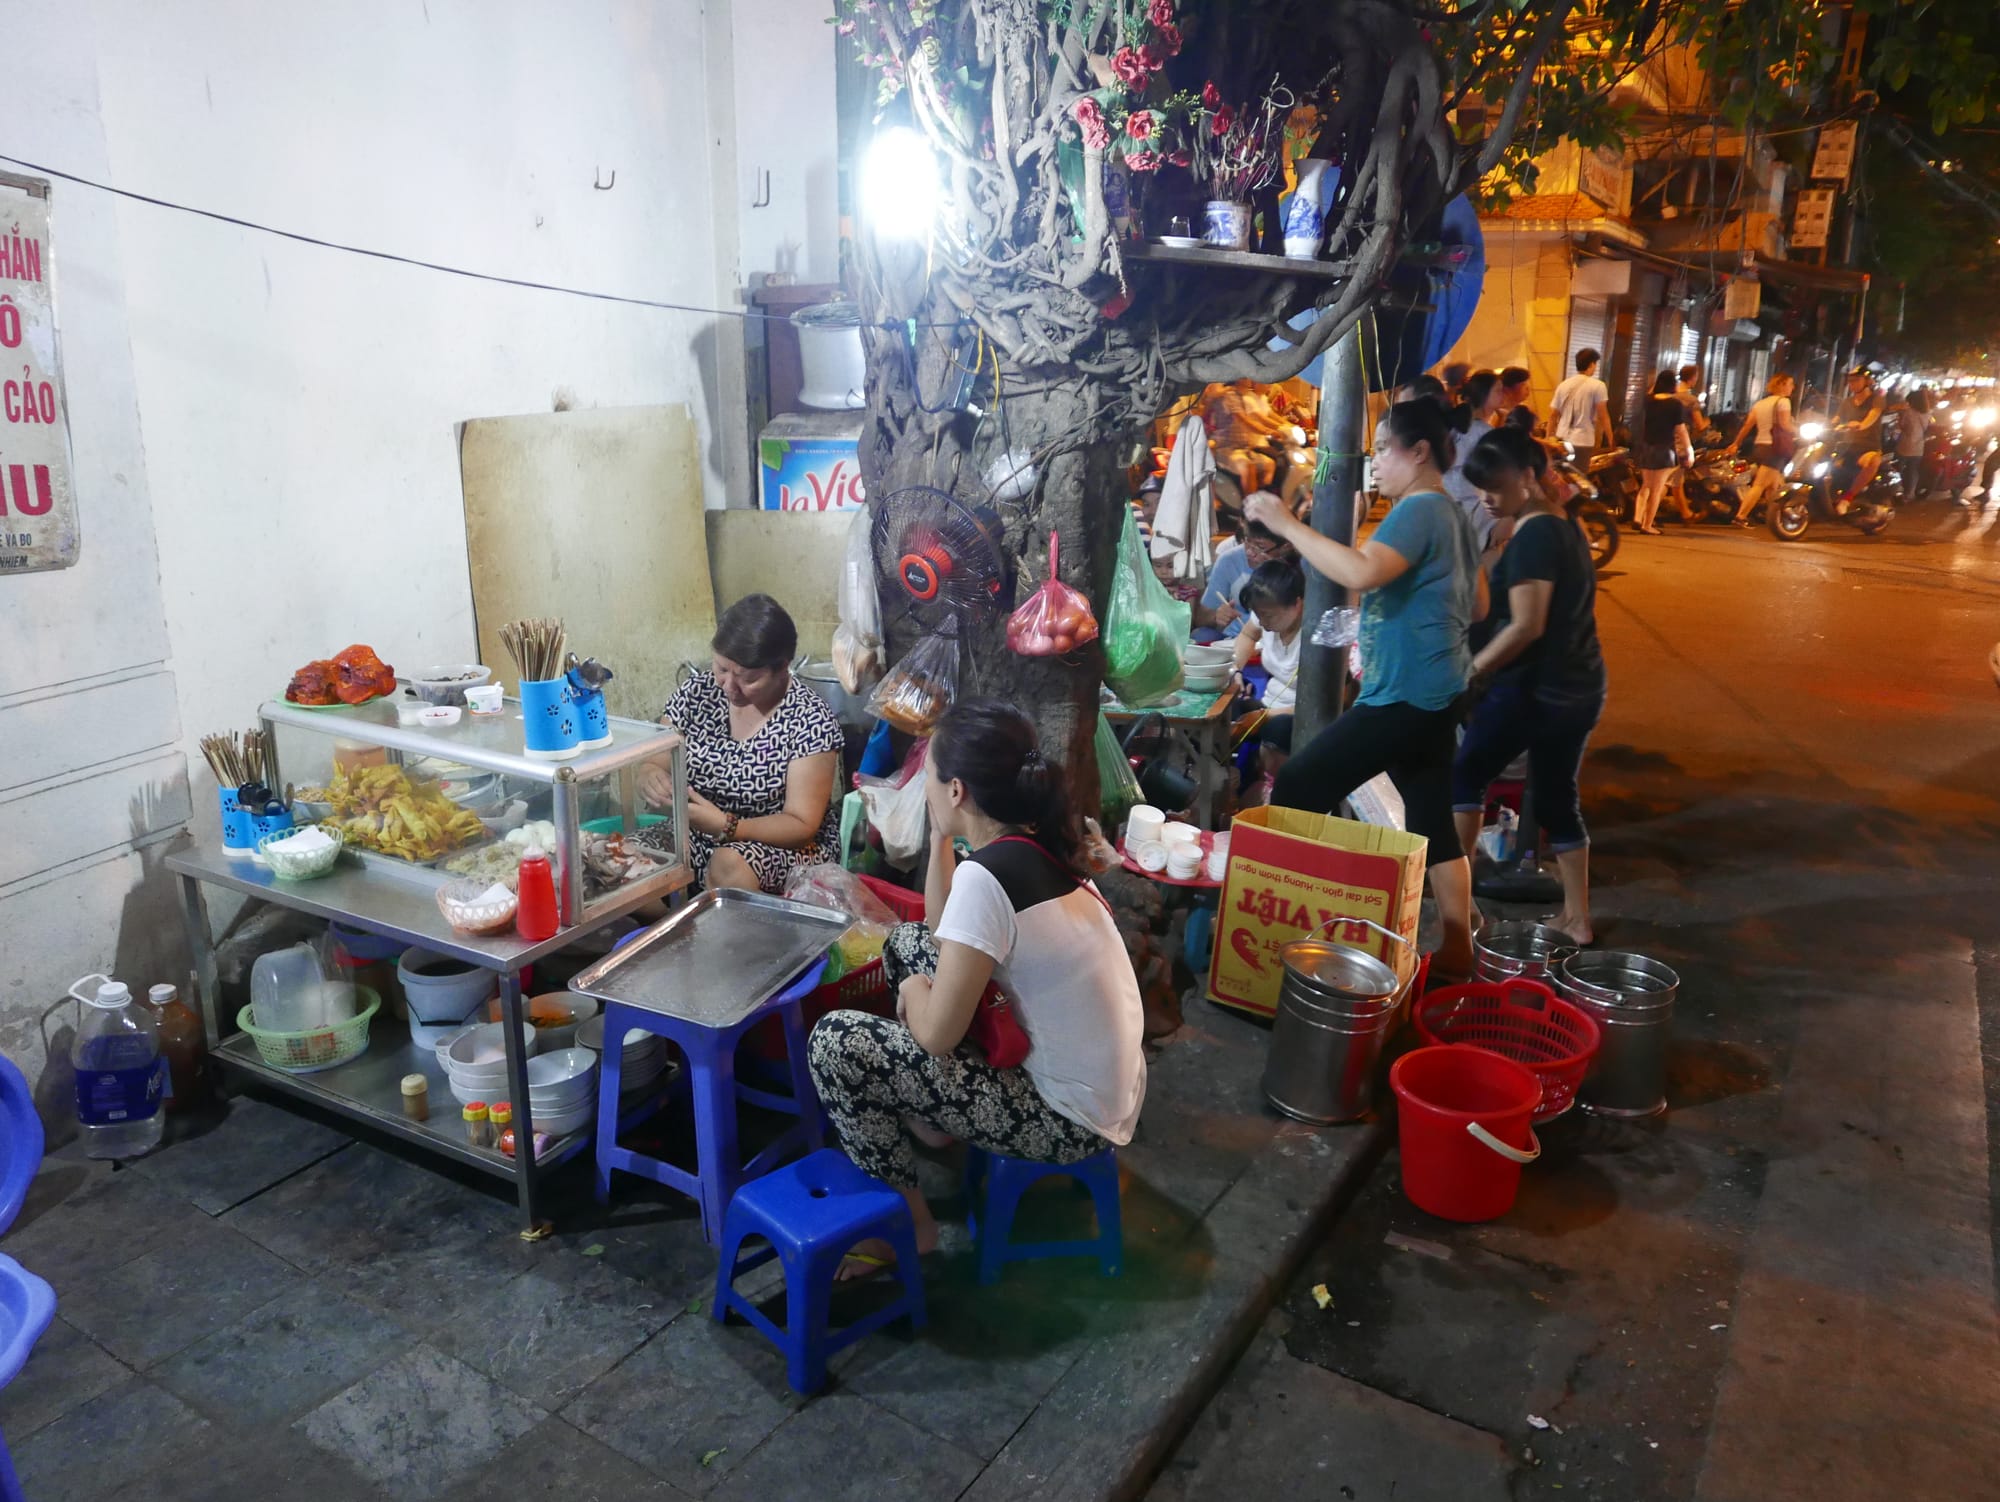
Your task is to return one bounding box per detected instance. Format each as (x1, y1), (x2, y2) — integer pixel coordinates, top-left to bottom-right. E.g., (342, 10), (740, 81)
(1554, 951), (1679, 1117)
(1474, 922), (1576, 984)
(1262, 920), (1410, 1125)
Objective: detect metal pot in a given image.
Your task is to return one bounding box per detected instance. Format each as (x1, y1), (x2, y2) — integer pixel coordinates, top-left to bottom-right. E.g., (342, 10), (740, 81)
(1554, 951), (1679, 1117)
(1474, 922), (1577, 984)
(794, 656), (873, 734)
(1262, 920), (1411, 1125)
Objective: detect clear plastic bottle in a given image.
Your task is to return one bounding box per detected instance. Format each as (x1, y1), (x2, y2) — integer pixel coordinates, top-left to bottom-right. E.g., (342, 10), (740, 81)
(70, 976), (165, 1158)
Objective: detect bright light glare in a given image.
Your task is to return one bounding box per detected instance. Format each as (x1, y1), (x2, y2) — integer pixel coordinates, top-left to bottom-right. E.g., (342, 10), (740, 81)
(1799, 421), (1825, 441)
(1973, 407), (1998, 429)
(1812, 462), (1831, 478)
(862, 127), (940, 241)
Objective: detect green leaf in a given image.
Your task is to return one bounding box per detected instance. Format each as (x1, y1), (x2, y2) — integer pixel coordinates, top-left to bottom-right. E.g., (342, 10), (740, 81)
(759, 438), (790, 471)
(701, 1448), (728, 1468)
(582, 1243), (605, 1257)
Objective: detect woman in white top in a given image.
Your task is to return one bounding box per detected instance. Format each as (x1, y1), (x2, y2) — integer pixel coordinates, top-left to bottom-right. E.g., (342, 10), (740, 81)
(1728, 373), (1797, 525)
(808, 699), (1147, 1274)
(1231, 558), (1305, 714)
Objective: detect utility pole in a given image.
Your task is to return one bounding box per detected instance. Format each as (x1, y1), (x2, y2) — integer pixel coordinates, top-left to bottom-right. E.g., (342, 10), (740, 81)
(1296, 325), (1364, 745)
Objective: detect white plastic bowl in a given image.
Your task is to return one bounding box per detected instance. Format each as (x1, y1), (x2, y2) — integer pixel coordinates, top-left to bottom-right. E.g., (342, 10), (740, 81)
(442, 1019), (539, 1071)
(576, 1014), (664, 1056)
(526, 1046), (596, 1090)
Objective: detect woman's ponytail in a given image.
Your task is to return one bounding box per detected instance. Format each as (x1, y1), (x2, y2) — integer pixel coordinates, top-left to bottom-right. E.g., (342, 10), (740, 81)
(932, 700), (1086, 877)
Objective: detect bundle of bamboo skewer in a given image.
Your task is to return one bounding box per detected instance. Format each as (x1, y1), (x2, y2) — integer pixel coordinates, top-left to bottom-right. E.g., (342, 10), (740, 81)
(500, 617), (568, 682)
(199, 729), (268, 789)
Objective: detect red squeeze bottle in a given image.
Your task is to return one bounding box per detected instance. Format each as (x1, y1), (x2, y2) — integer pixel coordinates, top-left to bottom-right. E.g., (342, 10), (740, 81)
(515, 847), (560, 941)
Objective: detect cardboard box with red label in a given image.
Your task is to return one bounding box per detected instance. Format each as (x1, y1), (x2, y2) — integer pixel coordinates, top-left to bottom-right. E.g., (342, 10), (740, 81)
(1207, 806), (1428, 1018)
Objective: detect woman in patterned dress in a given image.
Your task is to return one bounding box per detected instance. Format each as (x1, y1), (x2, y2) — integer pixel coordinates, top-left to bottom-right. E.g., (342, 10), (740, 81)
(635, 595), (842, 893)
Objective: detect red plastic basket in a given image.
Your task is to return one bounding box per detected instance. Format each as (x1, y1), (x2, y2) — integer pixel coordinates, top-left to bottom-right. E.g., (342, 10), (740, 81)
(1413, 979), (1600, 1121)
(748, 875), (926, 1059)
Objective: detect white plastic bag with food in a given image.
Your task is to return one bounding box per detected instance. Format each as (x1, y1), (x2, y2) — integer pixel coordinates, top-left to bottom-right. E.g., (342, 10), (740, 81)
(857, 743), (931, 867)
(834, 508), (885, 694)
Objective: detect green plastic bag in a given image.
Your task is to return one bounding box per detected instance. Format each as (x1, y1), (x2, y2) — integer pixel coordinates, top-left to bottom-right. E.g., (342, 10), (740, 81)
(1102, 507), (1189, 705)
(1095, 710), (1142, 828)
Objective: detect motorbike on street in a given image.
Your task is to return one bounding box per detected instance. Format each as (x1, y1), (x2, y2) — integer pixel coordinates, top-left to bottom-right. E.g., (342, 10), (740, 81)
(1584, 446), (1640, 520)
(1549, 451), (1621, 570)
(1766, 422), (1900, 540)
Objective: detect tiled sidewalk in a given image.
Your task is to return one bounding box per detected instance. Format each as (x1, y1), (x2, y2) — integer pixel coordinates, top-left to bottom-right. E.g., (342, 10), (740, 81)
(3, 1002), (1379, 1502)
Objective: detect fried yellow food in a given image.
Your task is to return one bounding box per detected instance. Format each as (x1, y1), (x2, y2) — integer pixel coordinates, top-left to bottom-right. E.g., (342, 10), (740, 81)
(298, 764), (486, 862)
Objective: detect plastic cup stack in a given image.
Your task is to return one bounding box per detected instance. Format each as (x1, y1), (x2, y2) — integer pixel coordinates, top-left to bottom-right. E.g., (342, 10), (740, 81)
(1166, 844), (1204, 881)
(1205, 844), (1230, 882)
(1161, 821), (1201, 850)
(1132, 840), (1169, 873)
(1126, 805), (1166, 846)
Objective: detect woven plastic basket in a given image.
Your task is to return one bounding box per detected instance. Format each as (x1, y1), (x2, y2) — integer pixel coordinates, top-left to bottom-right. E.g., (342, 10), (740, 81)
(1414, 978), (1600, 1121)
(235, 986), (379, 1073)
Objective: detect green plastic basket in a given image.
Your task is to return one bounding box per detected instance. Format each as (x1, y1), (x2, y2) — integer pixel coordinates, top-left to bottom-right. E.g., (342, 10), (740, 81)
(581, 814), (668, 834)
(235, 986), (379, 1073)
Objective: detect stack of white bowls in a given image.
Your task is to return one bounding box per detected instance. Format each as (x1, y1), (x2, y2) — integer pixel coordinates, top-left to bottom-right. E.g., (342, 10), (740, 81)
(577, 1013), (671, 1097)
(524, 1047), (598, 1137)
(1183, 642), (1235, 693)
(439, 1019), (540, 1107)
(1125, 805), (1166, 846)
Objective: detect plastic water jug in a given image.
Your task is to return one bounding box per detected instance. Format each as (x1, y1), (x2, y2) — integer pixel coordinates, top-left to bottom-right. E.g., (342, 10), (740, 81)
(69, 974), (164, 1158)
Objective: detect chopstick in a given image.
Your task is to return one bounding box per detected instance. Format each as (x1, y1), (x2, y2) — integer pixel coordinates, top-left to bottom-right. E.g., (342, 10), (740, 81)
(500, 617), (568, 682)
(199, 729), (267, 788)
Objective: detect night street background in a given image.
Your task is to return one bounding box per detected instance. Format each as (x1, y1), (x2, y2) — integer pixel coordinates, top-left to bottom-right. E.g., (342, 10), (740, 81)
(1151, 498), (2000, 1501)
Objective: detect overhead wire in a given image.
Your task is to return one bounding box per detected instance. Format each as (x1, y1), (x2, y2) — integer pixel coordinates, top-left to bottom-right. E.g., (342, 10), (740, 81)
(0, 148), (974, 330)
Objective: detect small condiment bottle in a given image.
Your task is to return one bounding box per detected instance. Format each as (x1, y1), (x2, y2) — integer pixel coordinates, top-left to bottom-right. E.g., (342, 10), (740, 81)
(400, 1074), (430, 1122)
(489, 1102), (513, 1135)
(462, 1101), (492, 1148)
(516, 847), (559, 941)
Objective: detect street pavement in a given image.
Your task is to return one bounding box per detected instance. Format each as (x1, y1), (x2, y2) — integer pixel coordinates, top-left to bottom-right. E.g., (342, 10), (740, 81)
(1150, 499), (2000, 1501)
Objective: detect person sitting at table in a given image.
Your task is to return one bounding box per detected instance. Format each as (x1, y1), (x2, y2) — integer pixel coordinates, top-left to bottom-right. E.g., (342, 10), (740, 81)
(1194, 510), (1296, 640)
(808, 699), (1147, 1276)
(635, 594), (841, 894)
(1228, 558), (1304, 804)
(1230, 559), (1305, 716)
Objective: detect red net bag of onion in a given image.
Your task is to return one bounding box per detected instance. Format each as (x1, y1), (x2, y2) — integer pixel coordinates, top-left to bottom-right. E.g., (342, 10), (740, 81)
(1006, 532), (1099, 657)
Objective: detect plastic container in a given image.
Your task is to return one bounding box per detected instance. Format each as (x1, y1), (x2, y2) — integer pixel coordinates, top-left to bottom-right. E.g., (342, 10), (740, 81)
(69, 976), (164, 1158)
(516, 848), (559, 941)
(147, 982), (212, 1112)
(250, 943), (332, 1032)
(396, 949), (495, 1026)
(463, 1102), (493, 1148)
(235, 988), (379, 1074)
(1390, 1045), (1542, 1222)
(1414, 980), (1601, 1122)
(400, 1074), (429, 1121)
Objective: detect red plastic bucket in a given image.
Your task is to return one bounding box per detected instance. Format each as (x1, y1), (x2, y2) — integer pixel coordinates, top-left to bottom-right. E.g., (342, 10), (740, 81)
(1390, 1044), (1542, 1222)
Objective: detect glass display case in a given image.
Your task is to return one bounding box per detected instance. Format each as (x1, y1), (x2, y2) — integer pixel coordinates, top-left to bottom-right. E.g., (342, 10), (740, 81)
(259, 692), (690, 922)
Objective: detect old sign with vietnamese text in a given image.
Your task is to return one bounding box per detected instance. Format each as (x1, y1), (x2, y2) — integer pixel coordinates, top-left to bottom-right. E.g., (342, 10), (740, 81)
(0, 178), (79, 574)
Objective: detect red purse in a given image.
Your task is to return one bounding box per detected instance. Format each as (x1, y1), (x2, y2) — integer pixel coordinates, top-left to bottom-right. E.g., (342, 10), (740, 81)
(967, 981), (1032, 1069)
(960, 837), (1113, 1070)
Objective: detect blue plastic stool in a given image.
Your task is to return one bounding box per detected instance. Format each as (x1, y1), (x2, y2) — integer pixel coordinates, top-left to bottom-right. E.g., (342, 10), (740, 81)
(711, 1148), (926, 1394)
(592, 959), (827, 1244)
(965, 1146), (1124, 1285)
(0, 1253), (54, 1502)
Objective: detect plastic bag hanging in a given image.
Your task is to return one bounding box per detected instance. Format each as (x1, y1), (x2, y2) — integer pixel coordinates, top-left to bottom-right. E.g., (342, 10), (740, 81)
(1310, 606), (1360, 649)
(1102, 507), (1190, 705)
(1006, 531), (1099, 657)
(834, 508), (885, 694)
(868, 630), (959, 737)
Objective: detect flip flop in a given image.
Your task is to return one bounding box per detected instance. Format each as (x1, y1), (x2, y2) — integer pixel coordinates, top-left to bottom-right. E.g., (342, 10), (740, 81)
(836, 1249), (895, 1282)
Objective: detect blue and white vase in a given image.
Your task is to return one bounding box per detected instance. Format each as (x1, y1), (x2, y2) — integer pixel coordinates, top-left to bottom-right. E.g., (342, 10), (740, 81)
(1283, 159), (1334, 259)
(1203, 199), (1252, 251)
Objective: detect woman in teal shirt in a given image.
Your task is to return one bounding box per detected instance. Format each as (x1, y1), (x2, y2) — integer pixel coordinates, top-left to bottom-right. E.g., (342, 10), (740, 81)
(1244, 400), (1487, 979)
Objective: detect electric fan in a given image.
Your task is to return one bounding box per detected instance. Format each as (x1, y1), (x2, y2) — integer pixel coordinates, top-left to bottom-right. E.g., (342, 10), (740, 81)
(870, 486), (1012, 633)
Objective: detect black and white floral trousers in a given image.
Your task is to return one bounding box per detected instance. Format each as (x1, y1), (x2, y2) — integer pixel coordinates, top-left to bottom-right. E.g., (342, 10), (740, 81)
(806, 921), (1105, 1188)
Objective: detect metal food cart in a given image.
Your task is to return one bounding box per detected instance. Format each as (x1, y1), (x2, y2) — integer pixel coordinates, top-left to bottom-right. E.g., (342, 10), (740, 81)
(169, 693), (693, 1231)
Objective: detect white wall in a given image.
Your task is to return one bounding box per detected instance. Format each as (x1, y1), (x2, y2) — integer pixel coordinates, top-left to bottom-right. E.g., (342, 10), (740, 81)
(0, 0), (833, 1123)
(0, 3), (186, 1118)
(730, 0), (842, 284)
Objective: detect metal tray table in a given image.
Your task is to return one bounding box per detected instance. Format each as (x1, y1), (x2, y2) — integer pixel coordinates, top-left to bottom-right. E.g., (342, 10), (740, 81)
(568, 889), (850, 1027)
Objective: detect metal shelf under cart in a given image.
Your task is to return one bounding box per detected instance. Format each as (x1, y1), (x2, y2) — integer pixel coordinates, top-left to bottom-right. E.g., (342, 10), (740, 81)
(170, 837), (693, 1231)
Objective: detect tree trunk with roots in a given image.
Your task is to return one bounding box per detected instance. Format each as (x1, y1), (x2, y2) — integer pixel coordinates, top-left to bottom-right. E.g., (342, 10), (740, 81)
(846, 0), (1592, 796)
